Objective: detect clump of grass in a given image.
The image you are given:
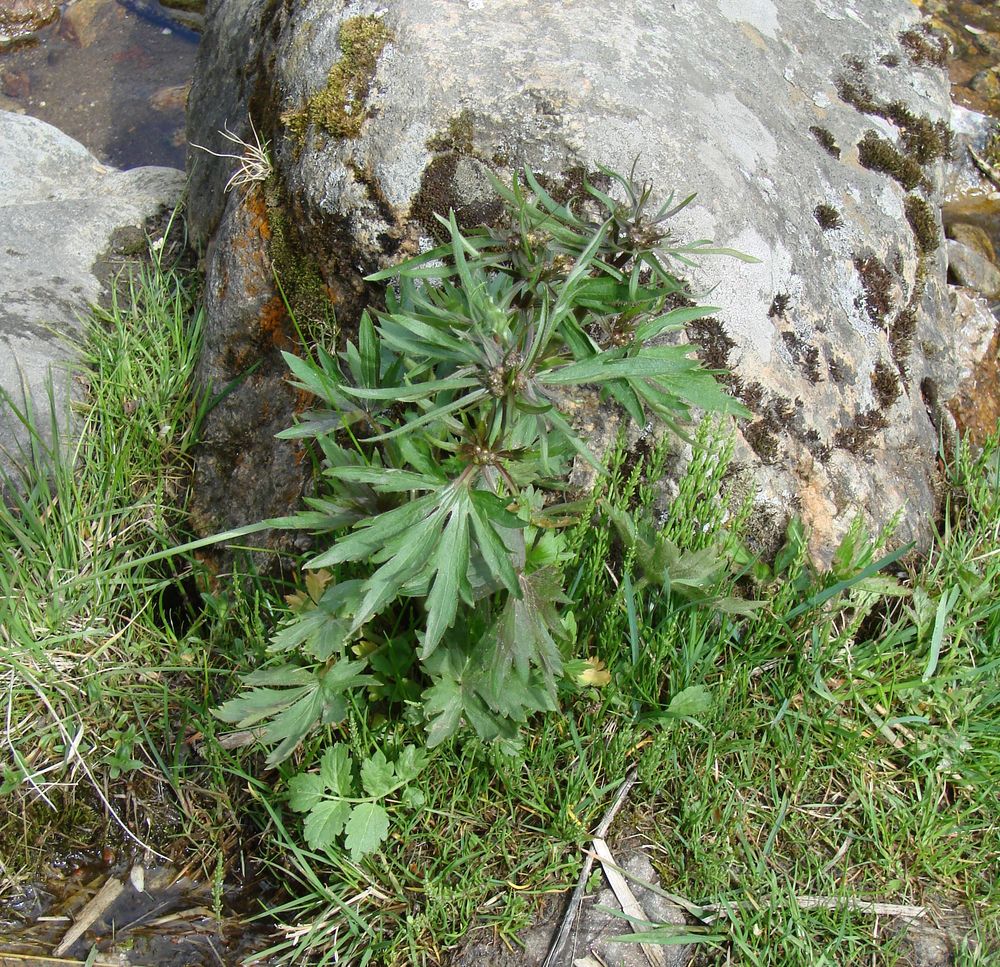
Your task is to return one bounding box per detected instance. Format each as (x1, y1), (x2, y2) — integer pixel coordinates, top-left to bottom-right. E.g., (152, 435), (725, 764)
(0, 226), (228, 884)
(241, 409), (1000, 964)
(190, 115), (272, 193)
(4, 201), (999, 967)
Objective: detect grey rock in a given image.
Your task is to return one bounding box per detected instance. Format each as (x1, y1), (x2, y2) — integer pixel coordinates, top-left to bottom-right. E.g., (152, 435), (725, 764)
(586, 852), (691, 967)
(895, 923), (953, 967)
(946, 222), (996, 263)
(0, 0), (58, 42)
(0, 111), (184, 479)
(969, 68), (1000, 103)
(947, 239), (1000, 299)
(187, 0), (980, 563)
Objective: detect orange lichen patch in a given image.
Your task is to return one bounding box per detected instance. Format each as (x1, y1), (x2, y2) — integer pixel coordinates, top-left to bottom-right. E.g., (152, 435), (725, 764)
(258, 295), (292, 351)
(948, 327), (1000, 446)
(799, 476), (841, 566)
(244, 185), (273, 243)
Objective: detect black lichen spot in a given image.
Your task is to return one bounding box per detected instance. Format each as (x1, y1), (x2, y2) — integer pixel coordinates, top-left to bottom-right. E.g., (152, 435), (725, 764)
(827, 354), (852, 384)
(903, 195), (940, 254)
(814, 204), (843, 230)
(687, 316), (735, 372)
(834, 408), (890, 453)
(745, 421), (780, 464)
(763, 393), (795, 429)
(809, 125), (841, 159)
(802, 428), (832, 464)
(857, 131), (925, 191)
(768, 293), (790, 318)
(871, 359), (902, 408)
(920, 377), (941, 426)
(899, 26), (949, 68)
(853, 254), (895, 325)
(801, 346), (822, 383)
(410, 154), (504, 240)
(738, 381), (765, 412)
(880, 53), (901, 68)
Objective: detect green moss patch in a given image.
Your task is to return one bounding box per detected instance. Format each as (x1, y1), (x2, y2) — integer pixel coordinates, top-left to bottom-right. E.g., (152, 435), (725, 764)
(899, 26), (949, 68)
(814, 204), (843, 230)
(833, 407), (889, 453)
(857, 131), (925, 191)
(903, 195), (940, 254)
(282, 15), (391, 142)
(871, 358), (902, 408)
(853, 254), (896, 325)
(427, 110), (476, 154)
(809, 125), (841, 159)
(264, 182), (337, 342)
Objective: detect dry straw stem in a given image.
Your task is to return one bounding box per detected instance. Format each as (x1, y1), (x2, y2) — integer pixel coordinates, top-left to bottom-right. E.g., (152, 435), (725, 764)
(542, 769), (639, 967)
(191, 115), (272, 193)
(591, 836), (669, 967)
(53, 876), (124, 956)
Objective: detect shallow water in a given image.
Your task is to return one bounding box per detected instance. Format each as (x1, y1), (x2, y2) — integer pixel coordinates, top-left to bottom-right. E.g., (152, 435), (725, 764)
(0, 0), (198, 169)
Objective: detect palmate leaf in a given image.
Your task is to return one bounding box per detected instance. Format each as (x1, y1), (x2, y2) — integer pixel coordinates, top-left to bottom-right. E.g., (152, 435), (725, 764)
(303, 800), (352, 851)
(212, 659), (373, 766)
(308, 473), (523, 656)
(422, 646), (518, 748)
(344, 802), (390, 860)
(270, 579), (364, 660)
(477, 567), (569, 708)
(422, 641), (555, 747)
(359, 749), (395, 798)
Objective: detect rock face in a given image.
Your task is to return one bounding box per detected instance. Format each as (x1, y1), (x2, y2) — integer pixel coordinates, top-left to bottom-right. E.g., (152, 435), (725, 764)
(0, 111), (184, 479)
(0, 0), (58, 43)
(186, 0), (996, 563)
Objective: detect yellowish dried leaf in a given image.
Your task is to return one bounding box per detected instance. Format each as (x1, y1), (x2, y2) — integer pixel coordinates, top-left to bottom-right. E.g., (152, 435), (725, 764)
(577, 657), (611, 687)
(284, 570), (333, 611)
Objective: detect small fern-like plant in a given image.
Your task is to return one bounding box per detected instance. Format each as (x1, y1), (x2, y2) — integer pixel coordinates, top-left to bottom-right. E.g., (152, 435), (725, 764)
(215, 165), (750, 765)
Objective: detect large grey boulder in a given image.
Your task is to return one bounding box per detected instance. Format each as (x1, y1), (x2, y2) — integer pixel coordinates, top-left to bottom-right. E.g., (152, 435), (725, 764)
(186, 0), (992, 563)
(0, 111), (184, 477)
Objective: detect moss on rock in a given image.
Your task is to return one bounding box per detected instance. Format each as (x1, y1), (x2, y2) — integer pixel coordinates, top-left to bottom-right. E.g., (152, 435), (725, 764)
(857, 130), (925, 191)
(903, 195), (940, 254)
(263, 180), (337, 343)
(282, 15), (391, 142)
